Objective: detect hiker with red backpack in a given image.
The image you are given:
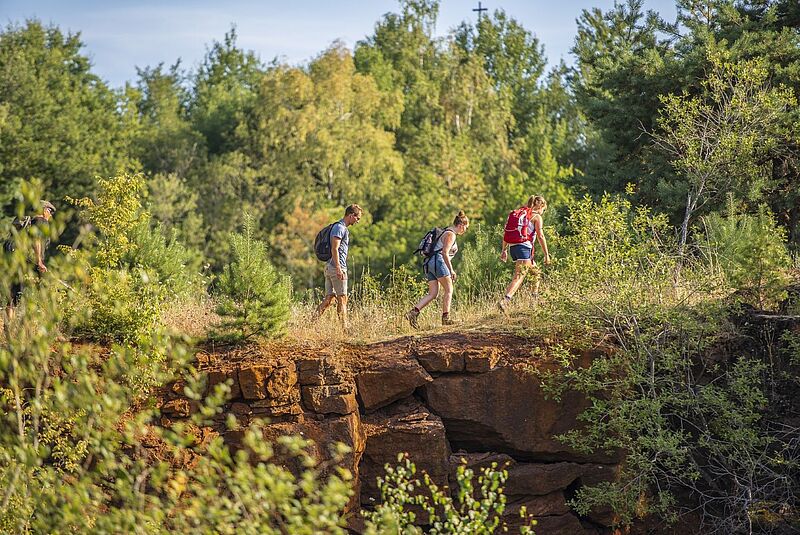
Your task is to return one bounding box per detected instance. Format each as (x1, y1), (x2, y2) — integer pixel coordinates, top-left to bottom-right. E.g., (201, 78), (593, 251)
(498, 196), (550, 314)
(406, 211), (470, 328)
(312, 204), (363, 329)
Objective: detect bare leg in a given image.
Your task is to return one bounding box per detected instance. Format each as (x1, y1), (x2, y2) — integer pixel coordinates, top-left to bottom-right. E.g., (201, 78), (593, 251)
(415, 280), (440, 311)
(336, 295), (349, 328)
(504, 260), (532, 299)
(439, 276), (453, 315)
(314, 294), (335, 320)
(407, 281), (439, 328)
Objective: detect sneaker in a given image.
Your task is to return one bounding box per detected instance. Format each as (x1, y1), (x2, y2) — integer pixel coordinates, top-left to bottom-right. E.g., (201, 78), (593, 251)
(498, 298), (509, 315)
(441, 316), (456, 326)
(406, 309), (419, 329)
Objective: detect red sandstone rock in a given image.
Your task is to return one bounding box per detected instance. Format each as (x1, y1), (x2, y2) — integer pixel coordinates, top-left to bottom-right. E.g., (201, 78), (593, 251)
(356, 358), (432, 411)
(415, 349), (465, 373)
(297, 357), (349, 386)
(230, 402), (251, 416)
(161, 398), (190, 417)
(421, 366), (609, 462)
(261, 412), (366, 515)
(506, 490), (571, 517)
(463, 347), (500, 372)
(360, 399), (450, 504)
(265, 362), (297, 399)
(302, 384), (358, 415)
(207, 369), (241, 400)
(238, 364), (273, 400)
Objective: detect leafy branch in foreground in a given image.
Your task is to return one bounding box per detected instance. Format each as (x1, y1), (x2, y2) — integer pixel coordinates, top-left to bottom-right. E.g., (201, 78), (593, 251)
(364, 454), (536, 534)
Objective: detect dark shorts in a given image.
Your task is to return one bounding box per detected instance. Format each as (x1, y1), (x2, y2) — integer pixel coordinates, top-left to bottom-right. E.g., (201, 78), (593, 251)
(509, 244), (532, 261)
(423, 253), (451, 281)
(9, 282), (23, 306)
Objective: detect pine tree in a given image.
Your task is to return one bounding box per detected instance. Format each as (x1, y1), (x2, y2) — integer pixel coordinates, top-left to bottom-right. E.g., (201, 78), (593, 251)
(214, 214), (291, 341)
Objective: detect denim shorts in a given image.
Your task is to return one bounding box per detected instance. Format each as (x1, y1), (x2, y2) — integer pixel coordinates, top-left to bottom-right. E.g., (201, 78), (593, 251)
(509, 244), (532, 261)
(423, 253), (451, 281)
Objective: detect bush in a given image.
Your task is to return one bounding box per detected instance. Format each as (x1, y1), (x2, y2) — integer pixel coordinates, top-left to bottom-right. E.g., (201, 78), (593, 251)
(124, 219), (205, 298)
(535, 196), (798, 532)
(456, 223), (508, 303)
(364, 454), (536, 534)
(66, 173), (172, 345)
(703, 203), (791, 309)
(213, 214), (291, 341)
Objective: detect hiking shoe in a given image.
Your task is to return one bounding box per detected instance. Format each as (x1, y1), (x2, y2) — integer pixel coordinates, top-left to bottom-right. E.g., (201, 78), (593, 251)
(498, 298), (509, 315)
(441, 316), (456, 326)
(406, 309), (420, 329)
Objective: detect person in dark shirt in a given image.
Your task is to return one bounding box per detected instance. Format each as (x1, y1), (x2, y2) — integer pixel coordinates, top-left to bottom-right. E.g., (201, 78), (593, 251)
(4, 200), (55, 323)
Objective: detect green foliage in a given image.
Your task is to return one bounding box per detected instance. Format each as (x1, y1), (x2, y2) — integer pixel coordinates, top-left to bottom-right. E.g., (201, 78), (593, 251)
(0, 20), (133, 206)
(535, 195), (796, 531)
(703, 204), (792, 309)
(66, 174), (170, 345)
(544, 193), (678, 330)
(67, 173), (147, 269)
(213, 214), (291, 341)
(364, 454), (535, 534)
(455, 224), (508, 303)
(653, 50), (796, 255)
(124, 219), (204, 298)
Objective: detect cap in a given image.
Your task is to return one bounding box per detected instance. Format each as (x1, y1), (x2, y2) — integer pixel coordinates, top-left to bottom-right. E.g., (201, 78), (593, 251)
(41, 200), (56, 213)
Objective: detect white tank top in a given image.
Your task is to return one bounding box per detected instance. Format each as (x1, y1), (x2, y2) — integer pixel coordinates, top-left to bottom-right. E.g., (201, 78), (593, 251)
(434, 228), (458, 258)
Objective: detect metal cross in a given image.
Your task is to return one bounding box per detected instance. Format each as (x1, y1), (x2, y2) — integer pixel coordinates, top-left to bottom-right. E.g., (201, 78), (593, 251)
(473, 1), (488, 19)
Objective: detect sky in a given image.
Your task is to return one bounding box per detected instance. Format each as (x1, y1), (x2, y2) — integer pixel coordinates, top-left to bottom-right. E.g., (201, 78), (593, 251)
(1, 0), (678, 88)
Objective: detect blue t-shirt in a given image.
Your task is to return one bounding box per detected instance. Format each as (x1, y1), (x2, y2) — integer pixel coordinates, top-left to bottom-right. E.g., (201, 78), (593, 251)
(328, 220), (349, 270)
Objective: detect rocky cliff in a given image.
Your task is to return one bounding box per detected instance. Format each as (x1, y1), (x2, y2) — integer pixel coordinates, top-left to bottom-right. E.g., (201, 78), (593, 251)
(158, 331), (620, 534)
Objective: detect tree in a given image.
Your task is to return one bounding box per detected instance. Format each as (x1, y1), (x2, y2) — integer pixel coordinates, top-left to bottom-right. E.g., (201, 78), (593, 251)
(132, 62), (205, 178)
(652, 51), (795, 258)
(214, 214), (291, 341)
(189, 27), (263, 156)
(571, 0), (680, 204)
(0, 21), (132, 205)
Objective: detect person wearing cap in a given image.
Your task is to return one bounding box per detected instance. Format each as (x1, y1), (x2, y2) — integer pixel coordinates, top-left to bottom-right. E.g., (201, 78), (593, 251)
(4, 200), (55, 322)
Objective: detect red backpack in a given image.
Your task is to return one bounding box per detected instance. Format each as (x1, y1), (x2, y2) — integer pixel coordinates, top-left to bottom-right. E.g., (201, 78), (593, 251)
(503, 207), (534, 244)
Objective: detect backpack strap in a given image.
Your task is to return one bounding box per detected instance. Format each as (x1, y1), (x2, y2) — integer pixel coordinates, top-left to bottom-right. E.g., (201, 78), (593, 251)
(432, 228), (455, 255)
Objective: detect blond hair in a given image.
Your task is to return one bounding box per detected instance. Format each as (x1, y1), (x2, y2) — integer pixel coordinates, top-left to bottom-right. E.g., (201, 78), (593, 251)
(526, 196), (547, 210)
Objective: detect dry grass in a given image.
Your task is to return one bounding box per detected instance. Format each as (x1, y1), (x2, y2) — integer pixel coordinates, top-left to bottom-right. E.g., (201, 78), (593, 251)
(161, 296), (223, 340)
(160, 285), (545, 346)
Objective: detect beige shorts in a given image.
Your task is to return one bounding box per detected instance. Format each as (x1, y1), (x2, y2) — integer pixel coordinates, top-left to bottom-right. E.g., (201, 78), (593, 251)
(324, 263), (348, 296)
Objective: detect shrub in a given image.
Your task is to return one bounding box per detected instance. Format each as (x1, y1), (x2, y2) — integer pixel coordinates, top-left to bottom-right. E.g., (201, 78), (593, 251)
(364, 454), (536, 534)
(703, 203), (791, 309)
(456, 223), (508, 303)
(213, 214), (291, 341)
(124, 219), (205, 298)
(535, 197), (798, 532)
(72, 265), (164, 345)
(66, 173), (170, 345)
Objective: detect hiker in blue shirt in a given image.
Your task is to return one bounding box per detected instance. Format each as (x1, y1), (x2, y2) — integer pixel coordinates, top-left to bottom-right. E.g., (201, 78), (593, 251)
(313, 204), (363, 329)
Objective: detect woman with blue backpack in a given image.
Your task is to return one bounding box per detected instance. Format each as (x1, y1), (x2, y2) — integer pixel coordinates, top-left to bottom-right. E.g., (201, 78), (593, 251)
(498, 195), (550, 314)
(406, 211), (470, 328)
